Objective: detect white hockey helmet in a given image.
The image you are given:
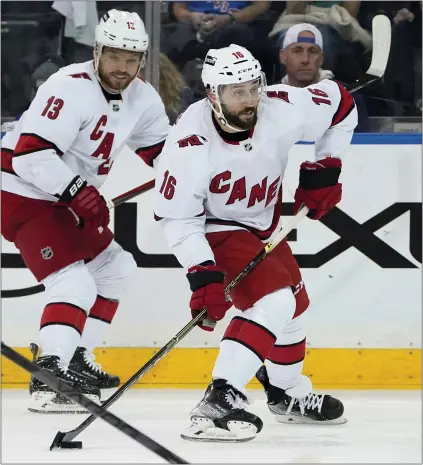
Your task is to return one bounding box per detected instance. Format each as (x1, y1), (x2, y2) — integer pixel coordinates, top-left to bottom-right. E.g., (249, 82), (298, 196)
(94, 9), (149, 71)
(202, 44), (265, 130)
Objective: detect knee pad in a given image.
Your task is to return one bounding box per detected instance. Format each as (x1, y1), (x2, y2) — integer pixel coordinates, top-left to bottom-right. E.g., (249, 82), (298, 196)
(243, 287), (296, 336)
(42, 261), (97, 312)
(87, 241), (137, 301)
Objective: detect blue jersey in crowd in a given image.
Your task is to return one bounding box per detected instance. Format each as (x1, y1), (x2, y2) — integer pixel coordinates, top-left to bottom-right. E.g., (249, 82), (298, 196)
(186, 1), (250, 14)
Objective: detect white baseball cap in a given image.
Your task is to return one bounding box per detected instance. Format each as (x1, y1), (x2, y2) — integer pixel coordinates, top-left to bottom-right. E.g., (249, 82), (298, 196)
(282, 23), (323, 50)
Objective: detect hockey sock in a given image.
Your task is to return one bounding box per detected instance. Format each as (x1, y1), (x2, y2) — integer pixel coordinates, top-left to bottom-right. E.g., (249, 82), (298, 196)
(39, 303), (87, 364)
(80, 295), (118, 353)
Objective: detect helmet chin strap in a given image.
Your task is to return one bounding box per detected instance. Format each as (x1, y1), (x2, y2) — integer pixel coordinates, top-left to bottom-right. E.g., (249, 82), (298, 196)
(210, 99), (248, 133)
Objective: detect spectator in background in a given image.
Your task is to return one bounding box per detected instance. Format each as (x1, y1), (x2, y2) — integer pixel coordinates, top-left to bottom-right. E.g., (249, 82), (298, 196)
(97, 1), (145, 19)
(52, 0), (98, 64)
(1, 54), (66, 138)
(180, 57), (209, 109)
(138, 52), (203, 125)
(269, 1), (370, 84)
(1, 1), (63, 116)
(30, 55), (66, 100)
(377, 1), (422, 115)
(309, 1), (361, 18)
(279, 23), (370, 132)
(157, 53), (188, 124)
(161, 1), (274, 79)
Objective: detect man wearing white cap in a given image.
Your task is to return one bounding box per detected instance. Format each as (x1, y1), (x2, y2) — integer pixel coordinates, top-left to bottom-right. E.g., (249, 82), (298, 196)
(279, 23), (334, 87)
(279, 23), (370, 131)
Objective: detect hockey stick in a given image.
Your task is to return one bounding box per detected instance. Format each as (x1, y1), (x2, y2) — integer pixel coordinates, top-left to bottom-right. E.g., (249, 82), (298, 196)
(105, 179), (155, 209)
(345, 15), (391, 93)
(50, 205), (310, 450)
(1, 343), (188, 464)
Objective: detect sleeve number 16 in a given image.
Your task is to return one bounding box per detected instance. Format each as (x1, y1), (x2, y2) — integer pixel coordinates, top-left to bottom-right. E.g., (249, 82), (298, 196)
(159, 170), (177, 200)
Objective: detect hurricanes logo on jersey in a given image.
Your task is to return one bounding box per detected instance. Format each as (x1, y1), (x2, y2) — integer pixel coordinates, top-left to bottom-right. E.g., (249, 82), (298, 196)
(177, 135), (207, 148)
(266, 90), (290, 103)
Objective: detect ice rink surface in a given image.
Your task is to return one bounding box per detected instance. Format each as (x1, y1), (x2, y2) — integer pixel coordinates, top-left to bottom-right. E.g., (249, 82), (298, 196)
(1, 389), (421, 463)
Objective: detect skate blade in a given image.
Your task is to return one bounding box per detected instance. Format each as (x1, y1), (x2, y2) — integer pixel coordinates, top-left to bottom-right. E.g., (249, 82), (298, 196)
(181, 417), (257, 443)
(28, 391), (99, 414)
(274, 413), (348, 425)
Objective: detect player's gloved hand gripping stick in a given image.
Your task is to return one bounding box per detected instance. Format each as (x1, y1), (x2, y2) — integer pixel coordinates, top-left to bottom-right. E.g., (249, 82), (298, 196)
(66, 178), (156, 228)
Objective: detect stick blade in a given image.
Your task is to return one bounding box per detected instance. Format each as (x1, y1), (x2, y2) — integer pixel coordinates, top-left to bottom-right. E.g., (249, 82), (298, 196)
(367, 14), (391, 78)
(50, 431), (82, 450)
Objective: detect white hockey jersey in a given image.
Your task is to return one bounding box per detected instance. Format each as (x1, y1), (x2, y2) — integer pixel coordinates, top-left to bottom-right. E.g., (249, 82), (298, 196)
(154, 79), (357, 269)
(1, 61), (169, 201)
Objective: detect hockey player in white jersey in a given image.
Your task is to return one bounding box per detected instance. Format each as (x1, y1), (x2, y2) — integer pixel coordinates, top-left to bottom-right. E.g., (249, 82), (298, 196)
(154, 44), (357, 441)
(1, 10), (169, 413)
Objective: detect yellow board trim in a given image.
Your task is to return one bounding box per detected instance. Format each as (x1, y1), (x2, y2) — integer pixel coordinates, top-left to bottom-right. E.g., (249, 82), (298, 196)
(2, 348), (421, 390)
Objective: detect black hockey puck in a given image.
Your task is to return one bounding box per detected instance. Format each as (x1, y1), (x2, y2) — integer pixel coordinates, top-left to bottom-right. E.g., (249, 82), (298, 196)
(50, 431), (83, 450)
(60, 441), (83, 449)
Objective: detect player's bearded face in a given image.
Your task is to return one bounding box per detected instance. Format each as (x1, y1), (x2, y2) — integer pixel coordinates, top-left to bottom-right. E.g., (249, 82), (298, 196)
(98, 47), (142, 92)
(219, 79), (263, 130)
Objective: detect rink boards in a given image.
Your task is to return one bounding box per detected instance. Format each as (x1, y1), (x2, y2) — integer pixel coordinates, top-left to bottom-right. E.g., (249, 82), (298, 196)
(2, 133), (421, 389)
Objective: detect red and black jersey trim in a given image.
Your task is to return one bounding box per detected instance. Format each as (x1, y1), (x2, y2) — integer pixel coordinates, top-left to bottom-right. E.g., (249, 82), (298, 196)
(206, 188), (282, 240)
(330, 81), (355, 128)
(135, 140), (166, 167)
(268, 338), (306, 365)
(1, 148), (17, 176)
(13, 133), (63, 157)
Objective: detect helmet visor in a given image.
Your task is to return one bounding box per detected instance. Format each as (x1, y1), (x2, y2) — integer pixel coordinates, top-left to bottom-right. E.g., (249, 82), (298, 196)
(217, 75), (265, 106)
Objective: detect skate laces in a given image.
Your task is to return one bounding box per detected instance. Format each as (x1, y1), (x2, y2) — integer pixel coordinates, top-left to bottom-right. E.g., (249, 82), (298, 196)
(83, 350), (104, 374)
(61, 365), (78, 381)
(224, 388), (248, 410)
(39, 356), (77, 381)
(58, 359), (83, 382)
(288, 393), (325, 415)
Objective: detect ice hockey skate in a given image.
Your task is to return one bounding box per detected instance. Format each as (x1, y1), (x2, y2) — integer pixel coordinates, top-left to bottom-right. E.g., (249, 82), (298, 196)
(29, 354), (100, 414)
(256, 365), (346, 424)
(181, 379), (263, 442)
(68, 347), (120, 389)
